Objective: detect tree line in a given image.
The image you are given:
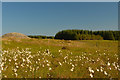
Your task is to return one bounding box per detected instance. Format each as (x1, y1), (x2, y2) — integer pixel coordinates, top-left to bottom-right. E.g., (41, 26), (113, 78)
(28, 35), (54, 39)
(55, 30), (120, 40)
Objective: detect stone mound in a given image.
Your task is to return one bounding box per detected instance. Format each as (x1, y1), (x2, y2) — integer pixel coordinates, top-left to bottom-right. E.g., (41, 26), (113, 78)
(2, 32), (29, 39)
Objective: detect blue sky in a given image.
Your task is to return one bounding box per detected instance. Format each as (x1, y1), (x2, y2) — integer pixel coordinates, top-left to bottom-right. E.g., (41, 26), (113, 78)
(2, 2), (118, 36)
(0, 1), (1, 36)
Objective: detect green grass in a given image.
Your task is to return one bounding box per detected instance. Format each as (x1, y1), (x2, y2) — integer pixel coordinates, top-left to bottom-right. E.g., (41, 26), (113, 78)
(1, 38), (119, 78)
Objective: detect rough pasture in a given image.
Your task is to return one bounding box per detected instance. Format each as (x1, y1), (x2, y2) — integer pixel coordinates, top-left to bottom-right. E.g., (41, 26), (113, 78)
(1, 38), (119, 78)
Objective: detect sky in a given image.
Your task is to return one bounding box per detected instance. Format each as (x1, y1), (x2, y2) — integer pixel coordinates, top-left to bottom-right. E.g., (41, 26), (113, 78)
(1, 0), (120, 2)
(2, 2), (118, 36)
(0, 1), (2, 36)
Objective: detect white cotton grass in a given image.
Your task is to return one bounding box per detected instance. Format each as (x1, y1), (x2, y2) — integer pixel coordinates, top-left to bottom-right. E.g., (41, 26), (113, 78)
(16, 66), (19, 68)
(88, 67), (94, 73)
(90, 73), (93, 78)
(107, 62), (110, 66)
(70, 68), (74, 72)
(59, 62), (62, 66)
(104, 71), (108, 76)
(1, 47), (119, 78)
(14, 73), (18, 77)
(96, 68), (99, 72)
(47, 63), (50, 66)
(88, 67), (94, 78)
(49, 67), (52, 71)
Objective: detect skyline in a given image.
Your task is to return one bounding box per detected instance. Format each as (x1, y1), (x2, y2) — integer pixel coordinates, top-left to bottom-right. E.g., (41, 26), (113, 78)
(2, 2), (118, 36)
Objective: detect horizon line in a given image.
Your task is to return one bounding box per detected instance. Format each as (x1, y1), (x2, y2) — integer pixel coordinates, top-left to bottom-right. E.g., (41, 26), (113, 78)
(2, 29), (119, 36)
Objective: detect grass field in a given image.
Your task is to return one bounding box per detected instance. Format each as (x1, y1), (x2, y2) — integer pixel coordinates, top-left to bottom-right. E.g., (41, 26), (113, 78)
(1, 38), (119, 78)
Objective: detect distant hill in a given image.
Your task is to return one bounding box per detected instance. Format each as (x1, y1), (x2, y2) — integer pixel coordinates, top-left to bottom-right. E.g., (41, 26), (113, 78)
(2, 32), (30, 39)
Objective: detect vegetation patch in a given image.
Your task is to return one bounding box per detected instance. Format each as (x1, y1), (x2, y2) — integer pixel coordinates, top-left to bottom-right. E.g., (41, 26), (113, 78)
(55, 30), (119, 40)
(1, 39), (119, 78)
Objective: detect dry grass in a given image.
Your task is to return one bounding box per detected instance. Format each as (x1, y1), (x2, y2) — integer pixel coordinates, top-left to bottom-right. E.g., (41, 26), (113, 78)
(1, 38), (119, 78)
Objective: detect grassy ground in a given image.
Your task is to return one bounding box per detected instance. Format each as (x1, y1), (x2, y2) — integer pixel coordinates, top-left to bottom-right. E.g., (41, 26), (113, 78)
(1, 38), (119, 78)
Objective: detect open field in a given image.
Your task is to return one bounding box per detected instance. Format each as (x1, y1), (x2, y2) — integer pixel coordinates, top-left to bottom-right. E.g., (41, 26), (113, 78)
(1, 38), (119, 78)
